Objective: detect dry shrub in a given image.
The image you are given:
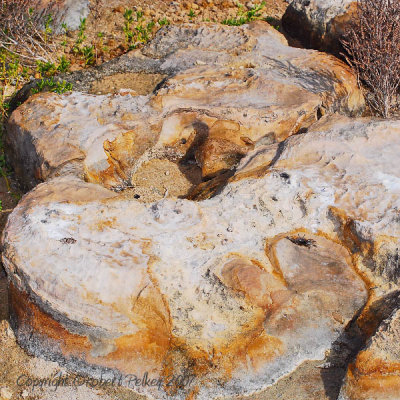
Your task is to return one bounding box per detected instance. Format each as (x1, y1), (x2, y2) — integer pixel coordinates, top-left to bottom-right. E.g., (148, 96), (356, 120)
(0, 0), (57, 64)
(341, 0), (400, 118)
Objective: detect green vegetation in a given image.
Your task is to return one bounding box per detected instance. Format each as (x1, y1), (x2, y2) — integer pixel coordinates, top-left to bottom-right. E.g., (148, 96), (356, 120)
(36, 60), (56, 76)
(57, 55), (71, 73)
(222, 1), (266, 26)
(123, 9), (156, 49)
(158, 17), (170, 27)
(82, 45), (95, 66)
(43, 14), (53, 43)
(31, 78), (73, 95)
(188, 9), (196, 19)
(0, 3), (169, 200)
(36, 55), (71, 77)
(264, 16), (280, 31)
(123, 8), (135, 43)
(60, 22), (69, 47)
(0, 52), (28, 119)
(73, 17), (87, 55)
(0, 52), (23, 194)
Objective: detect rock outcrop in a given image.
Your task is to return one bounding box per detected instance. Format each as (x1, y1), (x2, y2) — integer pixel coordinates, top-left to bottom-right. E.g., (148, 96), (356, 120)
(282, 0), (357, 55)
(7, 22), (400, 400)
(6, 109), (400, 398)
(6, 22), (364, 190)
(3, 142), (368, 399)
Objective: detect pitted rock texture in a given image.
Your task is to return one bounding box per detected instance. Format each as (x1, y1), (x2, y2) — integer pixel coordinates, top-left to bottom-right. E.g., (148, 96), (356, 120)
(7, 112), (400, 398)
(282, 0), (357, 55)
(339, 305), (400, 400)
(6, 22), (364, 190)
(3, 179), (367, 400)
(234, 114), (400, 288)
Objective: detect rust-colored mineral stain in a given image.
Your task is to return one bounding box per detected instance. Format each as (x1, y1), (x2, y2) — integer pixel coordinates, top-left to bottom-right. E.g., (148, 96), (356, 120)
(345, 367), (400, 400)
(93, 217), (117, 232)
(355, 351), (400, 376)
(208, 322), (283, 379)
(9, 283), (92, 356)
(230, 164), (273, 183)
(84, 128), (157, 188)
(221, 257), (286, 309)
(160, 311), (283, 395)
(9, 282), (172, 374)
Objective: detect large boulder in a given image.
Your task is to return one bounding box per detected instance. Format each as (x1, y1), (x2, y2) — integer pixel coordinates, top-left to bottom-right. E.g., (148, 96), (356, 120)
(5, 111), (400, 398)
(6, 22), (364, 190)
(282, 0), (358, 55)
(11, 22), (400, 400)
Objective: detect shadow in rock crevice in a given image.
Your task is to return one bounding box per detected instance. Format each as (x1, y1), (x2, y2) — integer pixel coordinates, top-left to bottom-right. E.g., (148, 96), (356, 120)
(0, 265), (8, 321)
(320, 290), (400, 400)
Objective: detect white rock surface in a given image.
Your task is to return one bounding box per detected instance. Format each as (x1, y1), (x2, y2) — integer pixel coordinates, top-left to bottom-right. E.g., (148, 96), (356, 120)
(7, 114), (400, 398)
(6, 22), (363, 189)
(7, 22), (398, 400)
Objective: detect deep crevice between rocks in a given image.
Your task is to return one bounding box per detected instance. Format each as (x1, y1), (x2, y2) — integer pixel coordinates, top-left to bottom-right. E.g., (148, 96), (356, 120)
(320, 290), (400, 400)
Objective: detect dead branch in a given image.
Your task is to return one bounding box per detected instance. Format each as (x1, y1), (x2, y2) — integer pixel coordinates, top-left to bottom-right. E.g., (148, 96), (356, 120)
(341, 0), (400, 118)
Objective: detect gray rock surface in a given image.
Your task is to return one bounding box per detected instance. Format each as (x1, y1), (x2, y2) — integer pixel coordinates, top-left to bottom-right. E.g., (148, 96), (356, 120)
(282, 0), (357, 55)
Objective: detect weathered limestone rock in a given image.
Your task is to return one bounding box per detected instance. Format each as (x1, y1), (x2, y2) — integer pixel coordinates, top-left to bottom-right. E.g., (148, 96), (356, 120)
(3, 177), (367, 399)
(10, 22), (400, 400)
(6, 92), (157, 189)
(282, 0), (358, 55)
(6, 22), (364, 190)
(7, 112), (400, 398)
(234, 114), (400, 288)
(339, 306), (400, 400)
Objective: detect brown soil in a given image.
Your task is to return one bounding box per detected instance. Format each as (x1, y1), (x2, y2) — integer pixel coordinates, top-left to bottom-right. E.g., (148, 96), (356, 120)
(121, 158), (202, 203)
(0, 175), (21, 322)
(89, 72), (167, 95)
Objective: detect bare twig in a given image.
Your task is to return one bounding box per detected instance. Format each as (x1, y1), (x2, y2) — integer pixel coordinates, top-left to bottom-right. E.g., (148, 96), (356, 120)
(0, 0), (58, 65)
(340, 0), (400, 118)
